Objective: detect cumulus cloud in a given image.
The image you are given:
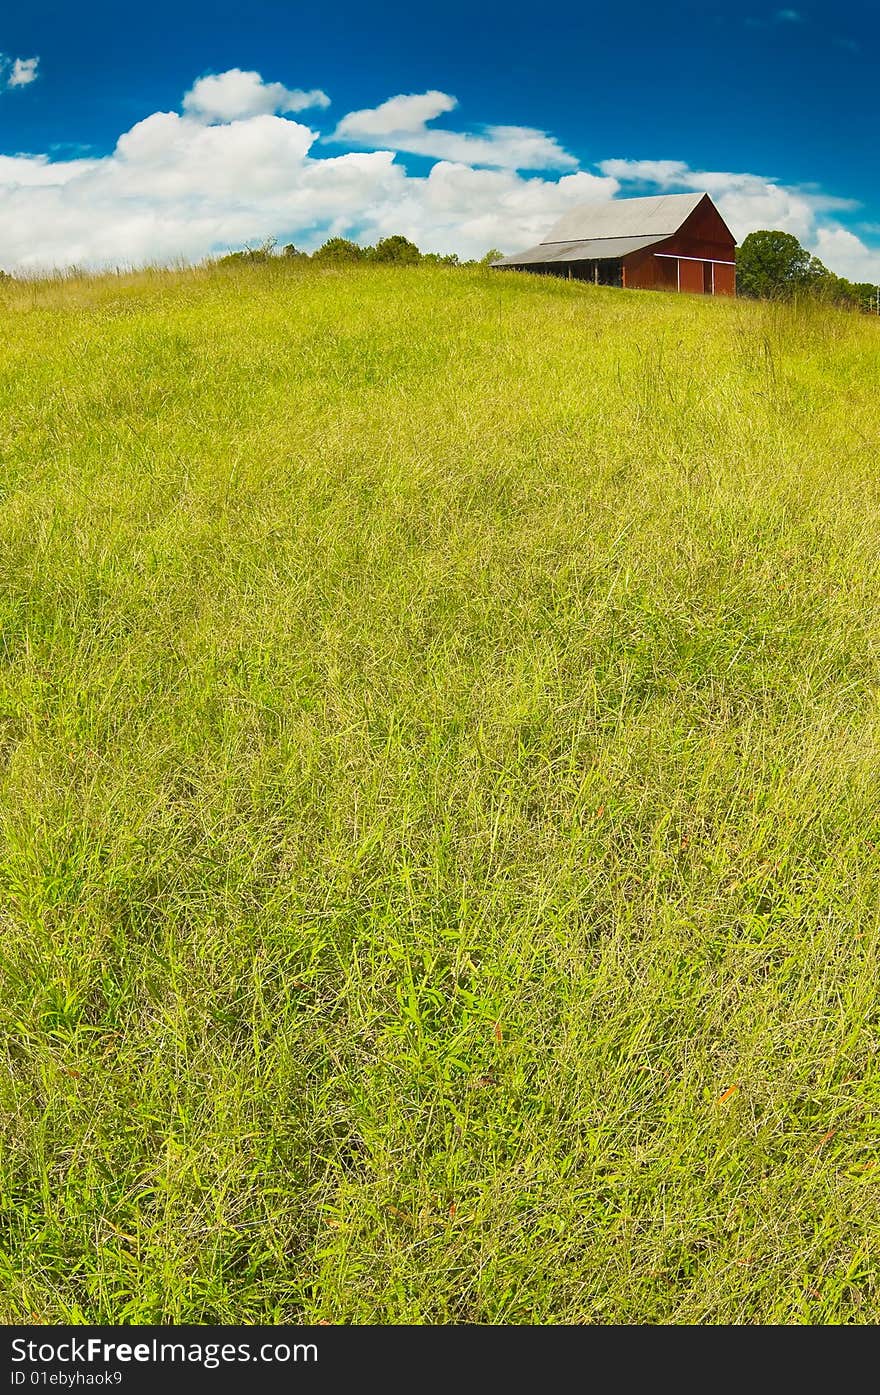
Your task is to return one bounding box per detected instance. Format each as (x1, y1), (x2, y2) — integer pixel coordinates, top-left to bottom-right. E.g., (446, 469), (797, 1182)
(333, 89), (577, 171)
(366, 164), (618, 254)
(1, 54), (39, 90)
(813, 226), (880, 283)
(0, 68), (876, 282)
(0, 152), (99, 185)
(182, 69), (329, 122)
(0, 73), (612, 272)
(0, 94), (614, 272)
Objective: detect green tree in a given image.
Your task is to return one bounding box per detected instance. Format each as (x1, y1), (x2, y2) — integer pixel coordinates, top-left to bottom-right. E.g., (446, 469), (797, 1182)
(736, 230), (880, 311)
(369, 235), (422, 265)
(848, 281), (880, 313)
(736, 230), (829, 299)
(282, 244), (307, 259)
(421, 252), (460, 267)
(480, 248), (505, 266)
(312, 237), (369, 265)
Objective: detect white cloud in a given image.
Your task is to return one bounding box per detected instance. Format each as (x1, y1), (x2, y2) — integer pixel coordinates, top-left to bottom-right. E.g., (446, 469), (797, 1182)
(333, 89), (577, 171)
(0, 153), (99, 186)
(9, 56), (39, 88)
(182, 69), (329, 122)
(0, 75), (610, 272)
(337, 91), (456, 138)
(813, 226), (880, 283)
(599, 159), (691, 187)
(1, 54), (39, 90)
(0, 114), (614, 272)
(0, 115), (396, 270)
(0, 69), (876, 283)
(363, 163), (618, 256)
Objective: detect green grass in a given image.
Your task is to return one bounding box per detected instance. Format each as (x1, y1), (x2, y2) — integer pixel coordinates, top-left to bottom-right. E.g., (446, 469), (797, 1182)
(1, 260), (880, 1323)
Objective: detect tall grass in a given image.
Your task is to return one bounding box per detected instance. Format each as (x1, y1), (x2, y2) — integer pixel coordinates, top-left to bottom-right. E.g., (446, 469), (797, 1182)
(1, 261), (880, 1322)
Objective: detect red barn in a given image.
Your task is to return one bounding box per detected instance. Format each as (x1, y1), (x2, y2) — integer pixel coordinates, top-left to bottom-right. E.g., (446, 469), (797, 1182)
(492, 192), (736, 295)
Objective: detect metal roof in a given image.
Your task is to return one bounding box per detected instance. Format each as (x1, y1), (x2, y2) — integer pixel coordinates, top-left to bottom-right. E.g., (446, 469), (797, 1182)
(542, 192), (707, 244)
(493, 191), (712, 268)
(492, 234), (668, 267)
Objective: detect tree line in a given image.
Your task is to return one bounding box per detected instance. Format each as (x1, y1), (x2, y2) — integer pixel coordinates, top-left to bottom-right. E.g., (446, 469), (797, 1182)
(736, 230), (879, 312)
(216, 235), (502, 269)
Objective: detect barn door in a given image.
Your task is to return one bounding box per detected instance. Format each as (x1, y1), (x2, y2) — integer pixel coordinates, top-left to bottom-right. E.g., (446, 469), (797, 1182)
(702, 261), (714, 294)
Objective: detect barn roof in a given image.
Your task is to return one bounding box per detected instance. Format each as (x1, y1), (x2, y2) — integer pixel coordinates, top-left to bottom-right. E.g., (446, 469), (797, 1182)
(492, 191), (718, 268)
(493, 234), (669, 266)
(541, 191), (707, 244)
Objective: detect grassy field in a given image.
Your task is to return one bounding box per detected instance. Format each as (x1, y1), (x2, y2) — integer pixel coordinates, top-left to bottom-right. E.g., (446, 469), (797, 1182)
(1, 261), (880, 1324)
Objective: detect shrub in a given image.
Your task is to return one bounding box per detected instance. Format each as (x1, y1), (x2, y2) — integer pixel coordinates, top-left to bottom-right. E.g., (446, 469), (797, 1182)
(369, 235), (422, 265)
(421, 252), (460, 267)
(312, 237), (369, 265)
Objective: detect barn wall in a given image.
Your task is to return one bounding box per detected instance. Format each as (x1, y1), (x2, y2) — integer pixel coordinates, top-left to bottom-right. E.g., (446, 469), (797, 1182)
(623, 248), (677, 290)
(678, 258), (704, 294)
(653, 196), (737, 295)
(623, 249), (736, 296)
(665, 196), (737, 264)
(712, 262), (736, 296)
(665, 235), (735, 261)
(622, 249), (652, 288)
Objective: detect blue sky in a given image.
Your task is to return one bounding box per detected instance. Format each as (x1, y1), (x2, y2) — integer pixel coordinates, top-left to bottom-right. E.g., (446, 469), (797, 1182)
(0, 0), (877, 276)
